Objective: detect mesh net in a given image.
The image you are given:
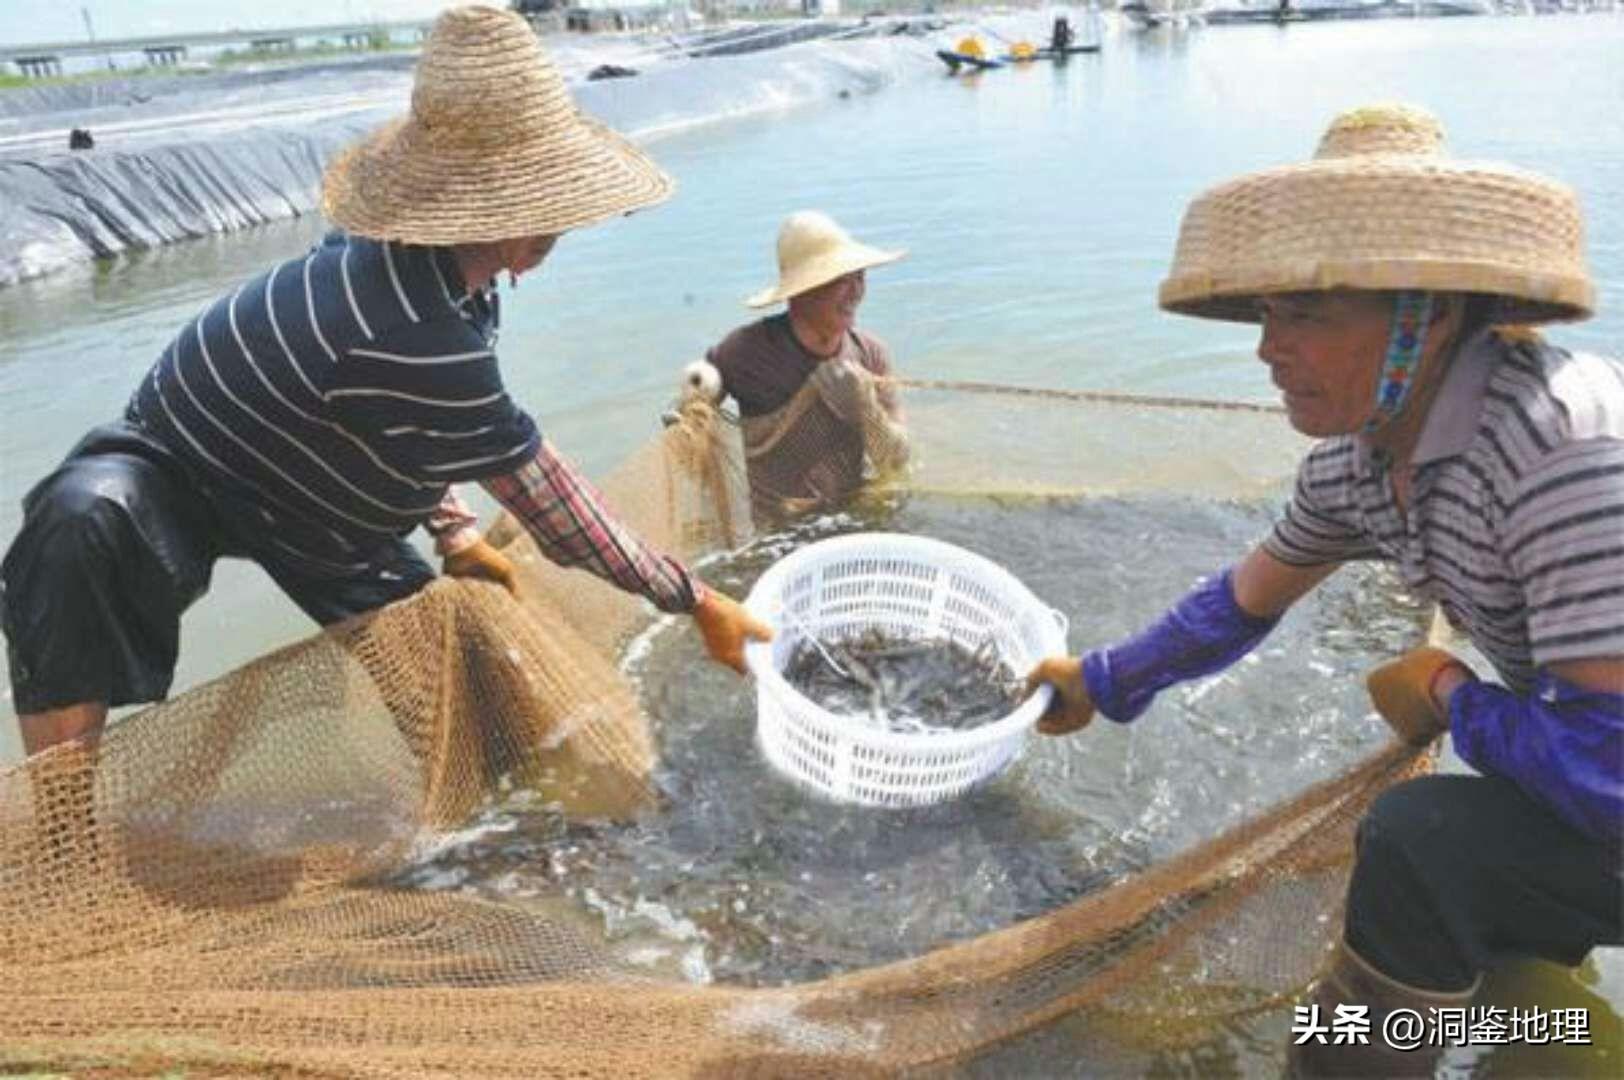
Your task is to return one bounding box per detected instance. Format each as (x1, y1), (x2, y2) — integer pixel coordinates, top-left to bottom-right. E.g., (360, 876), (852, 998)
(0, 375), (1432, 1077)
(738, 368), (911, 525)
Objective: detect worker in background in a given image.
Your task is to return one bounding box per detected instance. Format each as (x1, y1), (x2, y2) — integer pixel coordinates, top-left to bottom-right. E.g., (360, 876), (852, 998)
(681, 211), (910, 525)
(1050, 15), (1075, 52)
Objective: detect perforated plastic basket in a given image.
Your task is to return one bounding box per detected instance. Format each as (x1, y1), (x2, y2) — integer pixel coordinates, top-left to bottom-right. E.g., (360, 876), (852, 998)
(742, 532), (1068, 808)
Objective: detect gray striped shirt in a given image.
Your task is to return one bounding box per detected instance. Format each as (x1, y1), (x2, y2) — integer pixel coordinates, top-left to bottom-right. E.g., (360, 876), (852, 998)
(1265, 330), (1624, 695)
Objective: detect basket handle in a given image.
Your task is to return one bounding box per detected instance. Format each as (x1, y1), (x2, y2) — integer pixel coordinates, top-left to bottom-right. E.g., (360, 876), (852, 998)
(1049, 607), (1070, 638)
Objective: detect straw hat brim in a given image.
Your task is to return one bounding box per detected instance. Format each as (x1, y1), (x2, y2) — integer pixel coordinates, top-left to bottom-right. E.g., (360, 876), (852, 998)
(323, 111), (673, 246)
(1159, 156), (1594, 326)
(1160, 259), (1595, 325)
(747, 243), (906, 309)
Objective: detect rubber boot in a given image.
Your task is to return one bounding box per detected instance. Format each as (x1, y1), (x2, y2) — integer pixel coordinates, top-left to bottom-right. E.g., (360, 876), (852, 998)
(1288, 939), (1480, 1078)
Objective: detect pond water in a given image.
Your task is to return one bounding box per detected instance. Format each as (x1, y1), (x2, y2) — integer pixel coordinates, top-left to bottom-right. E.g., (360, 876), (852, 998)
(392, 488), (1423, 989)
(0, 14), (1620, 1073)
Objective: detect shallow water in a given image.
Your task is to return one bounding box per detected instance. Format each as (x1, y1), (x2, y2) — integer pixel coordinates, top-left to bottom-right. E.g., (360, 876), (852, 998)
(392, 489), (1423, 987)
(0, 15), (1620, 1070)
(5, 17), (1622, 765)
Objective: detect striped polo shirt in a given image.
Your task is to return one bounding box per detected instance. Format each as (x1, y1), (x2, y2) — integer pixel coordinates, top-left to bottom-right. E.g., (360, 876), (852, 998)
(1265, 329), (1624, 695)
(130, 230), (540, 574)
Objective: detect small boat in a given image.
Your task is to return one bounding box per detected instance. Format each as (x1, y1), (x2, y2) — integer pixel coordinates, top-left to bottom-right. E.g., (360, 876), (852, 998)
(1120, 1), (1171, 27)
(1038, 43), (1102, 57)
(937, 30), (1100, 73)
(1002, 43), (1102, 63)
(936, 48), (1004, 72)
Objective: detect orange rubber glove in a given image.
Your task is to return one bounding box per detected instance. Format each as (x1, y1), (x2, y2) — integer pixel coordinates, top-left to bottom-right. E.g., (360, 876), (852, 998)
(441, 538), (519, 598)
(1024, 656), (1097, 736)
(1366, 645), (1476, 746)
(692, 588), (772, 675)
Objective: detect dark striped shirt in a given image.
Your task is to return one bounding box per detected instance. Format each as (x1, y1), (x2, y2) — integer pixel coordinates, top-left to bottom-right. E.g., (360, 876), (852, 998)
(1266, 330), (1624, 695)
(130, 230), (539, 573)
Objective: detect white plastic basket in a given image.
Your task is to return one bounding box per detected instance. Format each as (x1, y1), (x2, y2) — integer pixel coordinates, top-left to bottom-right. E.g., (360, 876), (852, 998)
(742, 532), (1069, 808)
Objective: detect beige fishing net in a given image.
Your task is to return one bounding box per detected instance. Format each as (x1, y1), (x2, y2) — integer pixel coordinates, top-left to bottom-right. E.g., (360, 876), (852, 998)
(0, 376), (1431, 1077)
(738, 365), (911, 525)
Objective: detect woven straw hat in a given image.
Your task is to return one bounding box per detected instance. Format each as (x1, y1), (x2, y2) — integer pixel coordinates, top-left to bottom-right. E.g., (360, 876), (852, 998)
(1159, 103), (1593, 325)
(322, 5), (671, 245)
(747, 211), (906, 308)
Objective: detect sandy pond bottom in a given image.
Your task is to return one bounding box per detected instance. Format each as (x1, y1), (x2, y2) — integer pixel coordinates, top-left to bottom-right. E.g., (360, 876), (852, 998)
(390, 489), (1427, 987)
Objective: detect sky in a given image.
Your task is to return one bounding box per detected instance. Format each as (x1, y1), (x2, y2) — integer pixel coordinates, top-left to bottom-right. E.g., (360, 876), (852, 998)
(0, 1), (467, 46)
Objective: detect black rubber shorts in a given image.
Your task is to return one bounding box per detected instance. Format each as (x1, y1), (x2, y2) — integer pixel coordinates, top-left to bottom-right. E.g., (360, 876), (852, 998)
(1346, 774), (1623, 992)
(1, 422), (433, 714)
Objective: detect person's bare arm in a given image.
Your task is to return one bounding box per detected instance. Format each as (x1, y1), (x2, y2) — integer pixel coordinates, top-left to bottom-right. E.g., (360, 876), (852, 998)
(1231, 543), (1340, 619)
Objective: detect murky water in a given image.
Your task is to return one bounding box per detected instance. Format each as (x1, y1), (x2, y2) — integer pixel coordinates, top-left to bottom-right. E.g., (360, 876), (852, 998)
(391, 489), (1423, 988)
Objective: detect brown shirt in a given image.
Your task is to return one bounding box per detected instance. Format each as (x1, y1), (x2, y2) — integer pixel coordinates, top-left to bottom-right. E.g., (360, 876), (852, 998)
(706, 315), (899, 520)
(706, 314), (895, 417)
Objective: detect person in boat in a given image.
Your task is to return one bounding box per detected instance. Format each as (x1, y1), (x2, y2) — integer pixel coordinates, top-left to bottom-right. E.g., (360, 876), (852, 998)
(1, 6), (770, 762)
(682, 211), (910, 525)
(1050, 15), (1075, 52)
(1026, 103), (1622, 1077)
(953, 35), (986, 61)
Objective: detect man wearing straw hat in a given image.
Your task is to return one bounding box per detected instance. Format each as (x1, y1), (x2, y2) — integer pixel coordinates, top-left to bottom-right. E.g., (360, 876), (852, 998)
(683, 210), (911, 523)
(1, 6), (770, 761)
(1026, 103), (1622, 1076)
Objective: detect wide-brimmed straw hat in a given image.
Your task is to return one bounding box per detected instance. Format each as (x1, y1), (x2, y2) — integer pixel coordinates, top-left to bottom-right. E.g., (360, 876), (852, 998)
(1159, 103), (1593, 325)
(322, 5), (671, 245)
(747, 211), (906, 308)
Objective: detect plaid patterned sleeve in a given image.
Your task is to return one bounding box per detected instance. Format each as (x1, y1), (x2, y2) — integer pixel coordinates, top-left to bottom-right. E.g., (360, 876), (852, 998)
(481, 440), (700, 614)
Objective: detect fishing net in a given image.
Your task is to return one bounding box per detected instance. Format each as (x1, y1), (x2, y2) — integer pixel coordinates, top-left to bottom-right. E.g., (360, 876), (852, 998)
(0, 373), (1432, 1077)
(736, 365), (910, 525)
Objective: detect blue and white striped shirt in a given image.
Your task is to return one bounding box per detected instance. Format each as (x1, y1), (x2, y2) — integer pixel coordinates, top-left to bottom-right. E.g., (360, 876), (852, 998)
(130, 230), (539, 573)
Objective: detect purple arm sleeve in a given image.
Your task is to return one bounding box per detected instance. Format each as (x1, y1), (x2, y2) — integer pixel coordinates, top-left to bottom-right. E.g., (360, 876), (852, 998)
(1081, 567), (1280, 723)
(1450, 674), (1624, 846)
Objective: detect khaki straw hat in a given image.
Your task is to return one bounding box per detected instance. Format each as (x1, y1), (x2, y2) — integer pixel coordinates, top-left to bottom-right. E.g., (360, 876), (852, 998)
(747, 211), (906, 308)
(1159, 103), (1594, 325)
(322, 5), (671, 245)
